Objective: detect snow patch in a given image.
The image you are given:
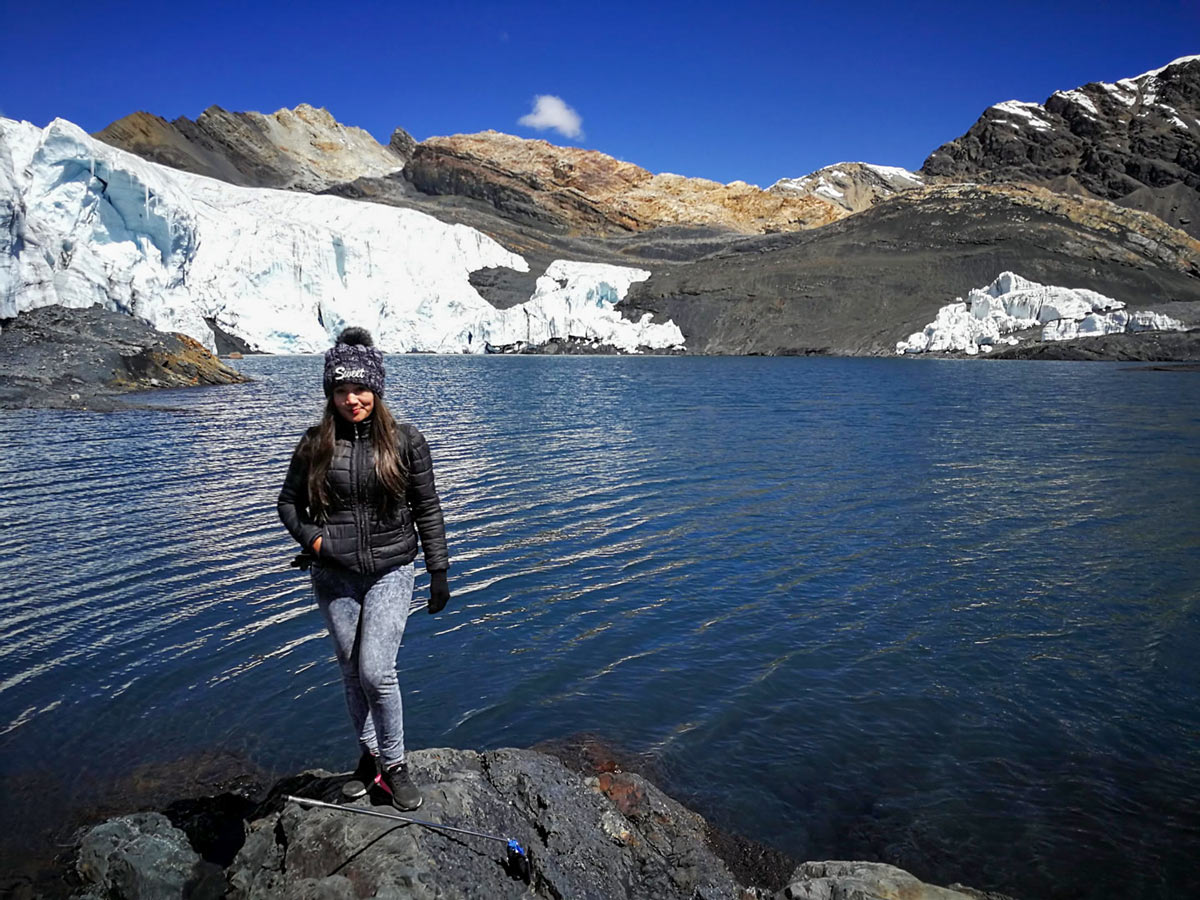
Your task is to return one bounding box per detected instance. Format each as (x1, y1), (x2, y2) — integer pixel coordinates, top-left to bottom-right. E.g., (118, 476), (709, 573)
(1053, 89), (1100, 117)
(862, 164), (923, 184)
(1130, 54), (1200, 83)
(814, 180), (845, 201)
(769, 178), (802, 193)
(895, 272), (1184, 356)
(768, 163), (922, 203)
(1155, 105), (1192, 130)
(992, 101), (1054, 131)
(1098, 81), (1137, 105)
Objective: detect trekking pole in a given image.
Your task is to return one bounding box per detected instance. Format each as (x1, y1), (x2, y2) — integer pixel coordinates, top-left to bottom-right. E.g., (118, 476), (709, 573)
(283, 794), (531, 881)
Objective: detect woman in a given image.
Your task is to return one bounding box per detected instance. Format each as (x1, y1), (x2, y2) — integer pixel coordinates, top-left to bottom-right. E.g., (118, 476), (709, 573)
(277, 327), (450, 811)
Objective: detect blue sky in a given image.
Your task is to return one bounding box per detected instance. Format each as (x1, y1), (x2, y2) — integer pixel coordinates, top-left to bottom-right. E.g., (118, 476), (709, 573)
(5, 1), (1197, 186)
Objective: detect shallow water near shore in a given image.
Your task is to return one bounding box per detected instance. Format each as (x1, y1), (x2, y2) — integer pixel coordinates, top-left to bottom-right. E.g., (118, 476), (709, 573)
(1, 355), (1198, 899)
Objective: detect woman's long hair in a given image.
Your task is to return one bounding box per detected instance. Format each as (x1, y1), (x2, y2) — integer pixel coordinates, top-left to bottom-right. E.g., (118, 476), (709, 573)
(303, 395), (408, 520)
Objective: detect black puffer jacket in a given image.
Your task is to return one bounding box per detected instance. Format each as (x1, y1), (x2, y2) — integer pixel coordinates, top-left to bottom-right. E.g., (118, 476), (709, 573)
(277, 417), (448, 574)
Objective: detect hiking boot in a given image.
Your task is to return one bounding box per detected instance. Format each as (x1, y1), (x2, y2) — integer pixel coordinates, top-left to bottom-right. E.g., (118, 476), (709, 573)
(340, 751), (379, 801)
(378, 761), (423, 810)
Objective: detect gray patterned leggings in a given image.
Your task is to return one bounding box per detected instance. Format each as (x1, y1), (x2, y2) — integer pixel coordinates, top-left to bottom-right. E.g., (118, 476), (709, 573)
(311, 562), (416, 768)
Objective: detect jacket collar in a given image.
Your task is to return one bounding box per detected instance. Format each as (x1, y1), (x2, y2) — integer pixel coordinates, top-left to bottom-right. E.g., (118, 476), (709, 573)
(334, 415), (374, 441)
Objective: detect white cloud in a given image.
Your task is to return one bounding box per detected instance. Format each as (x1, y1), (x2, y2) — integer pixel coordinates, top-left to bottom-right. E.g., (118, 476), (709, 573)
(517, 95), (584, 140)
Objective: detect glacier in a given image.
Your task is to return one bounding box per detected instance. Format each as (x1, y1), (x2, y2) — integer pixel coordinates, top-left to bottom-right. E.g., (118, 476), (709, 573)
(0, 117), (684, 354)
(896, 272), (1185, 355)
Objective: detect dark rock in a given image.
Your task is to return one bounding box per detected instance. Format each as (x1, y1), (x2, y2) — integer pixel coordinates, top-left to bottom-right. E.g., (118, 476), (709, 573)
(468, 263), (546, 311)
(68, 748), (1012, 900)
(778, 861), (1012, 900)
(229, 748), (748, 900)
(202, 317), (255, 356)
(922, 57), (1200, 238)
(162, 792), (257, 869)
(986, 329), (1200, 361)
(389, 127), (417, 163)
(481, 335), (683, 356)
(704, 823), (800, 895)
(0, 305), (249, 410)
(75, 812), (210, 900)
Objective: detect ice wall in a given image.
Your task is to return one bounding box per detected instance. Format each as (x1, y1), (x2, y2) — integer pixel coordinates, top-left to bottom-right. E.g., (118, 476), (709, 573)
(450, 260), (682, 352)
(0, 117), (684, 354)
(896, 272), (1184, 355)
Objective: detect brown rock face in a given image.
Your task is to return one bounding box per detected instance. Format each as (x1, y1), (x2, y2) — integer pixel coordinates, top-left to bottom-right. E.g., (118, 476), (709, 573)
(95, 104), (406, 192)
(404, 131), (843, 235)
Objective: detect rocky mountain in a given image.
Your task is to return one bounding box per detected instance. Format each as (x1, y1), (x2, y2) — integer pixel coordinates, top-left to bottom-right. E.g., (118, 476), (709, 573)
(621, 183), (1200, 355)
(95, 103), (413, 193)
(406, 131), (844, 235)
(8, 55), (1197, 360)
(769, 162), (924, 213)
(96, 109), (846, 237)
(923, 55), (1200, 238)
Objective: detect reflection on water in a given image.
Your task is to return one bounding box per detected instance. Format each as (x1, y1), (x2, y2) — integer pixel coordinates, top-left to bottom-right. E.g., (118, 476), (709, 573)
(0, 356), (1197, 899)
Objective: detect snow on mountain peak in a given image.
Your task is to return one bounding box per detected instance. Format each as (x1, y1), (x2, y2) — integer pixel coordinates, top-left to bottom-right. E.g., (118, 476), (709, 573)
(861, 163), (924, 185)
(0, 116), (684, 355)
(768, 162), (922, 213)
(1130, 54), (1200, 83)
(992, 55), (1200, 128)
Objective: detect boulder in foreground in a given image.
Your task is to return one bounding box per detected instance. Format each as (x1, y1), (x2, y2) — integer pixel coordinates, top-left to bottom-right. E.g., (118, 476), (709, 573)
(0, 305), (249, 410)
(75, 748), (1015, 899)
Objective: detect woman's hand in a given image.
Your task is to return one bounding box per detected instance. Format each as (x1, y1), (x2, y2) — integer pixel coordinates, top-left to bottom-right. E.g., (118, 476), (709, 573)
(312, 535), (323, 555)
(428, 570), (450, 615)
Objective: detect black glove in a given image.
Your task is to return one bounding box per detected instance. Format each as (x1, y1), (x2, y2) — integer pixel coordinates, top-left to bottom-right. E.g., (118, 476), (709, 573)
(428, 570), (450, 615)
(290, 551), (315, 571)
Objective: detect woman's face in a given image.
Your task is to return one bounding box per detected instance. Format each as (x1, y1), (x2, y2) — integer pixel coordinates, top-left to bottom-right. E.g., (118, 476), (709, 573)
(333, 383), (375, 423)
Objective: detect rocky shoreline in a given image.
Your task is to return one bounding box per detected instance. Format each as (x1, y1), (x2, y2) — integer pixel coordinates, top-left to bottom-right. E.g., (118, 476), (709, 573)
(0, 305), (249, 411)
(985, 329), (1200, 361)
(66, 747), (1015, 900)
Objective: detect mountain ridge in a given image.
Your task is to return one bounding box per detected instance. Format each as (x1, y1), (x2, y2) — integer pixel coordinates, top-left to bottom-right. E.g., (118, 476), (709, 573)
(923, 55), (1200, 238)
(95, 103), (411, 193)
(5, 54), (1194, 359)
(622, 182), (1200, 355)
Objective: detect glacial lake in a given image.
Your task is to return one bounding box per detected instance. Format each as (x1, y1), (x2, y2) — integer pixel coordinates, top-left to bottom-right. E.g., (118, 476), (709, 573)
(1, 355), (1198, 899)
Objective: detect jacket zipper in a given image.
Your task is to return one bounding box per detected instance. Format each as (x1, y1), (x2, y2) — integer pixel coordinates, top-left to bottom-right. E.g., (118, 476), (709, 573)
(352, 422), (373, 573)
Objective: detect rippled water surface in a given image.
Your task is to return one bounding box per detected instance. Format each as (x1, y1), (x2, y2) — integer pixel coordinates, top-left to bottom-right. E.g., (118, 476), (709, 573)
(2, 356), (1198, 898)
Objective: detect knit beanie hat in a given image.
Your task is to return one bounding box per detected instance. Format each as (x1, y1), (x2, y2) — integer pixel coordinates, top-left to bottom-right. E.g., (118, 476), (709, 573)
(323, 327), (385, 397)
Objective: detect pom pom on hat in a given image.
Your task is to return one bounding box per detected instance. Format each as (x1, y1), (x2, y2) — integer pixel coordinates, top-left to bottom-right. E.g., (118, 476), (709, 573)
(323, 327), (385, 396)
(336, 326), (374, 347)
